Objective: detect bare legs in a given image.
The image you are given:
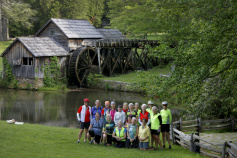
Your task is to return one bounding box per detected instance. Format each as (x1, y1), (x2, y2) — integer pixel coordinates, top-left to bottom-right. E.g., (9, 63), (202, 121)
(78, 129), (88, 142)
(162, 132), (171, 147)
(103, 133), (111, 146)
(153, 135), (163, 149)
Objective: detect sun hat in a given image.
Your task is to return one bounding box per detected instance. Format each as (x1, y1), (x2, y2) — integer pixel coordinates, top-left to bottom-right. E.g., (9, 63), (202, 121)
(148, 100), (154, 104)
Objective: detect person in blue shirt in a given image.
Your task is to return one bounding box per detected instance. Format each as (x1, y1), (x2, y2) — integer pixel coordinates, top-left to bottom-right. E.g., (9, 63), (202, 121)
(88, 112), (104, 144)
(112, 120), (127, 148)
(91, 100), (103, 119)
(125, 117), (138, 148)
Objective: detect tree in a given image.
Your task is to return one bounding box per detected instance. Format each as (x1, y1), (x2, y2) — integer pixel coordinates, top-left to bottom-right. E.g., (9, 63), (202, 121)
(138, 0), (237, 119)
(107, 0), (157, 37)
(0, 0), (36, 40)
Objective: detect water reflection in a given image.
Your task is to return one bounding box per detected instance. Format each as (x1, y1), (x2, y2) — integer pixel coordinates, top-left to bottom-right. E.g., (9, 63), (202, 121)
(0, 88), (182, 128)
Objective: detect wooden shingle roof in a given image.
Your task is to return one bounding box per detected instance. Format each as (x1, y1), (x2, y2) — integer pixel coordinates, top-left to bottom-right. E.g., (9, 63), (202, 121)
(1, 37), (68, 57)
(35, 18), (104, 39)
(97, 29), (127, 40)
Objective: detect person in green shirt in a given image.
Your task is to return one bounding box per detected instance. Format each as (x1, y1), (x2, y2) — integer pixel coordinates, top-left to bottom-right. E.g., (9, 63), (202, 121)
(135, 102), (141, 117)
(160, 101), (172, 149)
(146, 100), (154, 116)
(150, 106), (163, 150)
(146, 100), (154, 148)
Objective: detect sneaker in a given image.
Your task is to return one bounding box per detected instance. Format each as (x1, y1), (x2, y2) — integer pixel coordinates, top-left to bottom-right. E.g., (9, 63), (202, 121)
(84, 140), (86, 143)
(169, 145), (171, 149)
(104, 143), (106, 146)
(77, 140), (79, 143)
(89, 140), (93, 144)
(163, 145), (165, 148)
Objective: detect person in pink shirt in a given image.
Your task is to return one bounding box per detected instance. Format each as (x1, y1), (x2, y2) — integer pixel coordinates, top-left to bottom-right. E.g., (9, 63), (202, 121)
(110, 101), (117, 121)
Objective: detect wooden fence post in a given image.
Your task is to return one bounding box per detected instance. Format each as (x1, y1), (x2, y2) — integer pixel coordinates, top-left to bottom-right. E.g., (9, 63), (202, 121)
(180, 118), (183, 131)
(190, 133), (194, 152)
(197, 118), (202, 133)
(230, 116), (235, 132)
(170, 123), (175, 145)
(194, 133), (200, 153)
(221, 142), (227, 158)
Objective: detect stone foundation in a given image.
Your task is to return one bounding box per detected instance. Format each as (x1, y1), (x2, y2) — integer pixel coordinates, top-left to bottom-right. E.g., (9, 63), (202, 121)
(15, 77), (44, 89)
(86, 79), (144, 93)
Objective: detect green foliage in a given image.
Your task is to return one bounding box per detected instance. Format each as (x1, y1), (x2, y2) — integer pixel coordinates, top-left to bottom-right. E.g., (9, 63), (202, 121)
(86, 73), (104, 86)
(107, 0), (157, 37)
(26, 83), (32, 90)
(2, 0), (37, 37)
(0, 41), (13, 71)
(0, 58), (19, 88)
(43, 56), (67, 88)
(131, 0), (237, 119)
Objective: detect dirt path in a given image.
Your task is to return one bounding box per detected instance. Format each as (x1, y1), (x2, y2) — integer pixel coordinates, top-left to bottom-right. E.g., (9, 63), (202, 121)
(200, 133), (237, 156)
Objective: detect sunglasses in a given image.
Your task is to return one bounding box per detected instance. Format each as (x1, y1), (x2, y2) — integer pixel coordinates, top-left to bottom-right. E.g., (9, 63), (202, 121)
(163, 104), (167, 106)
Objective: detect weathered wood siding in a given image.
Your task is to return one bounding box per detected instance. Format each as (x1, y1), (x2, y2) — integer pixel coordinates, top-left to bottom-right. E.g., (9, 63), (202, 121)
(34, 57), (67, 79)
(3, 42), (35, 78)
(68, 39), (83, 51)
(36, 22), (69, 51)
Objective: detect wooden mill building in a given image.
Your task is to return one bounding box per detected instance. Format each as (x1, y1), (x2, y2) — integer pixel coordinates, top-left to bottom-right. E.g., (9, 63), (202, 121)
(1, 18), (159, 87)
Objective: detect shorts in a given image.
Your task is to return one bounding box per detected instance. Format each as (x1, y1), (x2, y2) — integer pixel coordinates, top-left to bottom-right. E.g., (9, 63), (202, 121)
(139, 142), (149, 149)
(107, 135), (112, 144)
(80, 122), (90, 129)
(151, 129), (160, 136)
(161, 124), (170, 132)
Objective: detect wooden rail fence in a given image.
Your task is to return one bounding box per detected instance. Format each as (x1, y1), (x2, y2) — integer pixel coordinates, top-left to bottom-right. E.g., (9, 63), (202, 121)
(169, 117), (237, 158)
(173, 117), (237, 132)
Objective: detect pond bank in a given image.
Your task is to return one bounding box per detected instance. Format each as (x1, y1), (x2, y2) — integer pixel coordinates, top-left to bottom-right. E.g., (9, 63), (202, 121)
(87, 78), (144, 93)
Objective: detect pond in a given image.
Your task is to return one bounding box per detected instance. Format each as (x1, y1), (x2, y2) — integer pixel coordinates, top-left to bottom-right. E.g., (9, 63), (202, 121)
(0, 88), (182, 128)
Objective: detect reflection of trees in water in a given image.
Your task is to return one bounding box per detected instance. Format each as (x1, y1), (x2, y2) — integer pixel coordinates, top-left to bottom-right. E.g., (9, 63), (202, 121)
(0, 89), (182, 127)
(0, 90), (67, 125)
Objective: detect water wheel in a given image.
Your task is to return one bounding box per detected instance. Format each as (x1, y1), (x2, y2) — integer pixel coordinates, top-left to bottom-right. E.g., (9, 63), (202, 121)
(69, 47), (98, 86)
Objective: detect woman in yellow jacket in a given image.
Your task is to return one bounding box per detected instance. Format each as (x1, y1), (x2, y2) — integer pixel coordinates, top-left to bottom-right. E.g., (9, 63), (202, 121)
(150, 106), (163, 150)
(112, 120), (127, 148)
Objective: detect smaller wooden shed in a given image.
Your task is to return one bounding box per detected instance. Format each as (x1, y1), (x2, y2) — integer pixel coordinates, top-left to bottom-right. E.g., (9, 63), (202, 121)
(1, 37), (68, 79)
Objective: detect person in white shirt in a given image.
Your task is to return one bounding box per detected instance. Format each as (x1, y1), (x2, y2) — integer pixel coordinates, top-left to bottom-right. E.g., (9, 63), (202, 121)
(114, 105), (126, 126)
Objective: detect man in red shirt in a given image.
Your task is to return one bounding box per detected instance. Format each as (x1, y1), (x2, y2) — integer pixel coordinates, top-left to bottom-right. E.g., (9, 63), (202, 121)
(77, 98), (92, 143)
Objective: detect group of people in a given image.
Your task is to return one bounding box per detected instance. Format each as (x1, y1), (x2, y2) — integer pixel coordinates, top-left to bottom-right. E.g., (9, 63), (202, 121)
(76, 98), (172, 151)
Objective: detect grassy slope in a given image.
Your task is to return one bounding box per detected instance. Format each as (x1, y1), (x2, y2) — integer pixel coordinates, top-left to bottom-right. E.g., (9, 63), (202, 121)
(0, 121), (204, 158)
(0, 41), (13, 71)
(100, 66), (170, 83)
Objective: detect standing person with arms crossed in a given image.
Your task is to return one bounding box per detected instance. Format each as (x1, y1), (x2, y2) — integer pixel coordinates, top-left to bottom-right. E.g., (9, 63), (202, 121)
(146, 100), (154, 148)
(91, 100), (103, 119)
(150, 106), (163, 150)
(160, 101), (172, 149)
(77, 98), (92, 143)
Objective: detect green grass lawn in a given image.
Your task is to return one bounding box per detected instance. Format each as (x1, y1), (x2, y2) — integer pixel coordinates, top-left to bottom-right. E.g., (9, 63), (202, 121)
(100, 66), (171, 83)
(0, 41), (13, 71)
(0, 121), (204, 158)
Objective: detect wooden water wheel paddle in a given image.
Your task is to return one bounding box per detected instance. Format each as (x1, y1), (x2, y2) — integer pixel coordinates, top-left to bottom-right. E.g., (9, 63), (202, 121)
(69, 47), (97, 86)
